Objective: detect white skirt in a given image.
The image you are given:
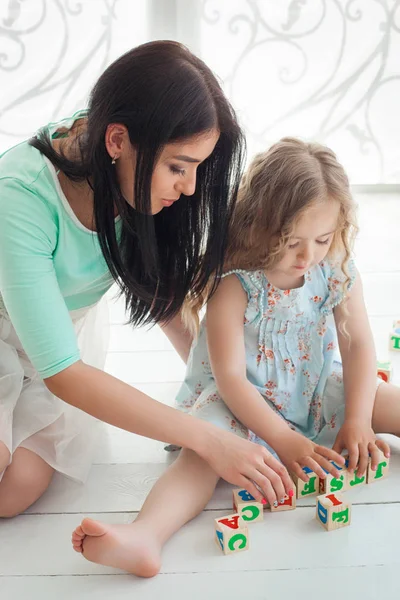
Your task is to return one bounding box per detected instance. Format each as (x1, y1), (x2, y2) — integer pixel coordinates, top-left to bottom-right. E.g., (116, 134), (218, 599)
(0, 298), (109, 483)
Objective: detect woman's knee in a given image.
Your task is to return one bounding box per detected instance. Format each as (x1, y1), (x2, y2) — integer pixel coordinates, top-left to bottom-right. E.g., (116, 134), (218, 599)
(0, 447), (54, 518)
(0, 441), (11, 473)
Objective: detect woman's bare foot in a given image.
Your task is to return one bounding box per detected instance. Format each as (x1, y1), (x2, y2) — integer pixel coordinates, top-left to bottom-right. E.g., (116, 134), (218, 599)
(71, 517), (162, 578)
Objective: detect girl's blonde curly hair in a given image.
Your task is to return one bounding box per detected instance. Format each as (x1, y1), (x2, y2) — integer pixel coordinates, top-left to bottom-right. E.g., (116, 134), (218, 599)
(183, 137), (358, 337)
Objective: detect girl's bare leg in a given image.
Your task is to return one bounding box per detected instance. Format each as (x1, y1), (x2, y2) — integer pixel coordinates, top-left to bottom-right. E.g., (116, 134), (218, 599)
(72, 449), (219, 578)
(372, 382), (400, 435)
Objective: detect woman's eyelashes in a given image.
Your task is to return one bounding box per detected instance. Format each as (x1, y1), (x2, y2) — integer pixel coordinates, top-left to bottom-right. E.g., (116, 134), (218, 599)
(169, 165), (186, 176)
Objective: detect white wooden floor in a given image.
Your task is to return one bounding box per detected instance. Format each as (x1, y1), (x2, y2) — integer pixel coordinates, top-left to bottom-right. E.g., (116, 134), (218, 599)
(1, 193), (400, 599)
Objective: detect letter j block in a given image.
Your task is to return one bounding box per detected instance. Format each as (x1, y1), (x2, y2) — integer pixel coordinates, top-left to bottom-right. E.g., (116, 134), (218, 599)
(214, 513), (249, 555)
(367, 449), (390, 484)
(316, 492), (351, 531)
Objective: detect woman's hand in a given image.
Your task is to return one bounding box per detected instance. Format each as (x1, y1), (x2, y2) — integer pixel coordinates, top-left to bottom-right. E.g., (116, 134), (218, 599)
(333, 419), (390, 477)
(197, 427), (295, 507)
(273, 429), (345, 481)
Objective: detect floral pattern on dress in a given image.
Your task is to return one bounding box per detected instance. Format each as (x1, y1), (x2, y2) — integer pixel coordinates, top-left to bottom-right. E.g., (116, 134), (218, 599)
(175, 256), (356, 442)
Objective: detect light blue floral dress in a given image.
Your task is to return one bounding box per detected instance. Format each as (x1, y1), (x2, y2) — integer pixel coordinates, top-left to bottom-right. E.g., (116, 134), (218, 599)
(172, 256), (359, 452)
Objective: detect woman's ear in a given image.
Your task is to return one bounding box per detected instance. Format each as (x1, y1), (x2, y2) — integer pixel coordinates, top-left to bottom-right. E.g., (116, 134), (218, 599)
(105, 123), (129, 161)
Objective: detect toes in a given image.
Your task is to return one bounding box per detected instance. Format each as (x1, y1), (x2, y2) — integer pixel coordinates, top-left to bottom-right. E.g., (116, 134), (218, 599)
(72, 525), (85, 538)
(80, 517), (109, 537)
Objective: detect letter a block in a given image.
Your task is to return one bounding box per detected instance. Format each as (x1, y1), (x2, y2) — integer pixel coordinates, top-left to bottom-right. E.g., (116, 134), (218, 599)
(319, 461), (349, 494)
(232, 488), (264, 522)
(269, 492), (296, 512)
(214, 513), (249, 555)
(291, 466), (319, 498)
(367, 449), (390, 484)
(316, 492), (351, 531)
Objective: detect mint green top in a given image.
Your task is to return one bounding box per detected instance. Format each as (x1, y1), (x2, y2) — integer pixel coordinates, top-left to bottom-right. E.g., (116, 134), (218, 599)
(0, 111), (121, 378)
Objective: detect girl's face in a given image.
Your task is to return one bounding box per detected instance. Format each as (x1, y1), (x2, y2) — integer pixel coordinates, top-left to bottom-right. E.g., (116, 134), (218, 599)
(116, 129), (220, 215)
(272, 199), (340, 280)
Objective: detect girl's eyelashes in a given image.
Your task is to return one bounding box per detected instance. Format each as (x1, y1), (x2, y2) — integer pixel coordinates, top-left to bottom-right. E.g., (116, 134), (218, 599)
(288, 238), (330, 249)
(169, 165), (186, 176)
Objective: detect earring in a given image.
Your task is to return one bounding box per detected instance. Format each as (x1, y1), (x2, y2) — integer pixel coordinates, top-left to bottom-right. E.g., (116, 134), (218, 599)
(111, 155), (117, 165)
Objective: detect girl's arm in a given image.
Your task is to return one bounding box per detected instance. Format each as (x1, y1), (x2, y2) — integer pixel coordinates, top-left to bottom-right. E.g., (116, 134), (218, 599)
(159, 311), (193, 364)
(207, 275), (343, 480)
(333, 269), (390, 473)
(206, 275), (290, 445)
(334, 270), (377, 424)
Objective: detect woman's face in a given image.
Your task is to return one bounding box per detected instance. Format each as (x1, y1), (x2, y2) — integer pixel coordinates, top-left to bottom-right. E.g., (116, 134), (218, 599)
(116, 129), (220, 215)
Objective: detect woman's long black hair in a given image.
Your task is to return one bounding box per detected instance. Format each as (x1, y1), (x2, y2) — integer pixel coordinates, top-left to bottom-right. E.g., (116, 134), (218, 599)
(29, 40), (245, 326)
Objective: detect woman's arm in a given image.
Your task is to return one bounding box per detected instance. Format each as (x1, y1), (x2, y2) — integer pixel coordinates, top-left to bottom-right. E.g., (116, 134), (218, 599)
(159, 311), (193, 364)
(45, 360), (294, 502)
(334, 271), (377, 424)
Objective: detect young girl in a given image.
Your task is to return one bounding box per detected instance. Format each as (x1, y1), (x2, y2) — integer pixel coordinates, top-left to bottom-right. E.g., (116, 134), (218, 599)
(72, 137), (397, 577)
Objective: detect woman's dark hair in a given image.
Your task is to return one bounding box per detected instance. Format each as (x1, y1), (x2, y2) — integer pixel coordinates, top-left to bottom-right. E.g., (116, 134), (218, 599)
(29, 40), (245, 326)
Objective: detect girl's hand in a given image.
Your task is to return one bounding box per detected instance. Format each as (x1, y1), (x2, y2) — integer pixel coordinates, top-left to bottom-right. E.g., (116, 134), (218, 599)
(199, 428), (295, 507)
(332, 419), (390, 477)
(273, 429), (345, 481)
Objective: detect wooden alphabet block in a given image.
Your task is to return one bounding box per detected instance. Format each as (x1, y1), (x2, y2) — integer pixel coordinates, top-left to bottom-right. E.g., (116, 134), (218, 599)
(343, 454), (367, 488)
(389, 321), (400, 351)
(377, 360), (392, 382)
(232, 488), (264, 522)
(367, 449), (390, 484)
(269, 492), (296, 512)
(319, 461), (349, 494)
(214, 513), (249, 555)
(290, 466), (319, 499)
(316, 492), (351, 531)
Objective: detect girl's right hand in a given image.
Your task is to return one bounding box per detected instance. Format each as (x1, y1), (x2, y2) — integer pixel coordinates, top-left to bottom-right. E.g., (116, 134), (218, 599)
(273, 429), (345, 482)
(198, 427), (295, 507)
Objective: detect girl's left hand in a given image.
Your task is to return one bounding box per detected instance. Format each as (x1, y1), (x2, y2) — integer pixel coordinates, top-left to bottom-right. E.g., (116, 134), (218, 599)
(332, 419), (390, 477)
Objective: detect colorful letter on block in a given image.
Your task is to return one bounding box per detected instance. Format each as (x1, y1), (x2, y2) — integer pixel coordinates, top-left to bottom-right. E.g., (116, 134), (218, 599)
(367, 449), (390, 484)
(214, 513), (249, 555)
(232, 488), (264, 522)
(377, 360), (392, 383)
(343, 454), (367, 488)
(389, 321), (400, 351)
(291, 466), (319, 499)
(319, 461), (348, 494)
(316, 492), (351, 531)
(269, 492), (296, 512)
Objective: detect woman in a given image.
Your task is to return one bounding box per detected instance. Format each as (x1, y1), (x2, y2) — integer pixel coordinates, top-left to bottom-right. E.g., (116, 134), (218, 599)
(0, 40), (291, 518)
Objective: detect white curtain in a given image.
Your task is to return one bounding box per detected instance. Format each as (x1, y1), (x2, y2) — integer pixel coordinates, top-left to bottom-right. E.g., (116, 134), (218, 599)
(0, 0), (398, 184)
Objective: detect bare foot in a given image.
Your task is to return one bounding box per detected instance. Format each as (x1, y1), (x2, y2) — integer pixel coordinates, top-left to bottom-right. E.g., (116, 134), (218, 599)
(71, 518), (162, 578)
